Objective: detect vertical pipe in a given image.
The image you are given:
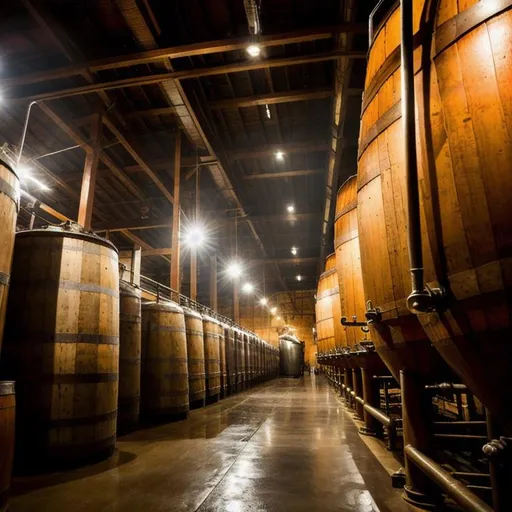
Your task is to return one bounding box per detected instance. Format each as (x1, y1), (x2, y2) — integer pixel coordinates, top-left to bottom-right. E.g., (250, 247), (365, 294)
(17, 101), (39, 168)
(361, 368), (380, 436)
(170, 131), (181, 292)
(233, 278), (240, 323)
(190, 248), (197, 301)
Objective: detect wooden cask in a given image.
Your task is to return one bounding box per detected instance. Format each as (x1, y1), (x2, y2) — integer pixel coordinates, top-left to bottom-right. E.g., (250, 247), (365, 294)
(357, 1), (451, 383)
(118, 281), (141, 434)
(141, 301), (189, 419)
(243, 332), (250, 386)
(235, 328), (244, 391)
(218, 324), (227, 397)
(0, 382), (14, 512)
(2, 225), (119, 469)
(202, 316), (221, 399)
(416, 0), (512, 433)
(0, 161), (19, 355)
(224, 325), (236, 394)
(183, 307), (206, 407)
(316, 254), (345, 355)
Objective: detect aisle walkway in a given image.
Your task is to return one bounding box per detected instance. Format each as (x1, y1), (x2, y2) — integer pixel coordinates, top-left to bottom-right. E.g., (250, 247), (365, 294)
(11, 376), (409, 512)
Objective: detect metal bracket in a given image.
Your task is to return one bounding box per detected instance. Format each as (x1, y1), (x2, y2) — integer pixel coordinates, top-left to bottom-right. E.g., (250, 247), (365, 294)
(365, 300), (382, 324)
(341, 315), (370, 333)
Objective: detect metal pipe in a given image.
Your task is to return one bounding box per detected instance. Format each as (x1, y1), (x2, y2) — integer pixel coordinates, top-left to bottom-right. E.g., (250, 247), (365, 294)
(425, 383), (468, 392)
(404, 445), (494, 512)
(17, 101), (39, 168)
(364, 403), (393, 428)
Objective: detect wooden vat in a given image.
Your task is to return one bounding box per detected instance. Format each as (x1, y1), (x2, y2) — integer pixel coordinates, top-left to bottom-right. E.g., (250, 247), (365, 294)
(202, 315), (221, 400)
(118, 281), (142, 434)
(2, 225), (119, 469)
(0, 382), (14, 512)
(183, 307), (206, 407)
(224, 325), (236, 394)
(219, 323), (227, 397)
(235, 329), (244, 391)
(0, 161), (19, 356)
(141, 301), (189, 419)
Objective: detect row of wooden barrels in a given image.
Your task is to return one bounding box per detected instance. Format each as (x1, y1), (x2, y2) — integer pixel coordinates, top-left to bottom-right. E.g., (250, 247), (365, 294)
(0, 205), (279, 511)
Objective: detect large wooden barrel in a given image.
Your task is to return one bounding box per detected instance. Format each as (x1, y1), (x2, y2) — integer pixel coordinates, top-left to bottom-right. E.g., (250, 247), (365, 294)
(1, 225), (119, 469)
(183, 307), (206, 407)
(0, 382), (14, 512)
(316, 254), (345, 355)
(202, 316), (221, 400)
(0, 161), (19, 355)
(118, 281), (141, 434)
(224, 325), (236, 394)
(219, 324), (227, 397)
(357, 1), (452, 384)
(141, 301), (189, 419)
(334, 177), (386, 373)
(243, 331), (250, 386)
(235, 329), (244, 391)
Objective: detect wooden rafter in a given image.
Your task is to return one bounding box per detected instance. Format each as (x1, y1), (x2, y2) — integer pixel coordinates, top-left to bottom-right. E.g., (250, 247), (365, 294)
(244, 169), (324, 180)
(229, 142), (330, 161)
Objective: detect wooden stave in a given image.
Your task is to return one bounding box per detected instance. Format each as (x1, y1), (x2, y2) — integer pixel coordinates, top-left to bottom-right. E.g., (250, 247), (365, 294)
(202, 315), (221, 398)
(223, 325), (237, 393)
(235, 329), (244, 389)
(118, 281), (142, 434)
(141, 301), (189, 418)
(0, 382), (15, 512)
(183, 307), (206, 404)
(1, 229), (119, 470)
(218, 323), (227, 395)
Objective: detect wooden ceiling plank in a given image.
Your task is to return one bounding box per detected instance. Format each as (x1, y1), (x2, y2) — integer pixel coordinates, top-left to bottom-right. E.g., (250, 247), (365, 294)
(243, 169), (323, 180)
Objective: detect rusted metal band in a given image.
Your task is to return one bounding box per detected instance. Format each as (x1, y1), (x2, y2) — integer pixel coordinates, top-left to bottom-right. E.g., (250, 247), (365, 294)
(47, 409), (117, 428)
(58, 279), (119, 297)
(319, 268), (337, 280)
(359, 100), (402, 159)
(189, 374), (206, 380)
(0, 381), (15, 395)
(48, 373), (119, 384)
(120, 313), (141, 323)
(143, 325), (186, 333)
(188, 358), (205, 364)
(53, 333), (119, 345)
(120, 357), (141, 364)
(334, 198), (357, 221)
(434, 0), (512, 58)
(335, 229), (359, 248)
(317, 285), (340, 300)
(0, 271), (10, 287)
(0, 175), (20, 211)
(186, 328), (204, 336)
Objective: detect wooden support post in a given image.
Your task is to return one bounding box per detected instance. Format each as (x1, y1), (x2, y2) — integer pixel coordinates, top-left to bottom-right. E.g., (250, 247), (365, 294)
(170, 130), (181, 292)
(210, 255), (217, 311)
(190, 248), (197, 301)
(78, 110), (102, 229)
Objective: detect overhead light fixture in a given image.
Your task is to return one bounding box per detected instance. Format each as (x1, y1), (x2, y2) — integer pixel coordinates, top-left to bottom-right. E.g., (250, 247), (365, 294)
(183, 223), (207, 248)
(242, 282), (254, 294)
(291, 246), (298, 256)
(287, 204), (295, 213)
(296, 275), (302, 282)
(259, 297), (268, 306)
(16, 165), (50, 191)
(246, 45), (261, 57)
(226, 261), (243, 279)
(29, 176), (50, 191)
(270, 307), (277, 315)
(275, 151), (285, 161)
(276, 316), (282, 321)
(265, 104), (271, 119)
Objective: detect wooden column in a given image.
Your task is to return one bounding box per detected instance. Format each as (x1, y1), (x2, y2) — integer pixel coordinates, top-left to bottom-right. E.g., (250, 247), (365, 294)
(170, 130), (181, 292)
(190, 248), (197, 301)
(210, 255), (217, 311)
(78, 110), (102, 229)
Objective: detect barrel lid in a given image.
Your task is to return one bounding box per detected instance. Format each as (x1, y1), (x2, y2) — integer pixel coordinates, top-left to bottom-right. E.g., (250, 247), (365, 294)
(0, 381), (15, 395)
(182, 305), (202, 320)
(119, 280), (141, 298)
(16, 221), (118, 253)
(142, 300), (183, 314)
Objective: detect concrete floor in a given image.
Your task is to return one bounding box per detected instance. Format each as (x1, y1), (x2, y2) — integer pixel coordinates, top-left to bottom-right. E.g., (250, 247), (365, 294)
(10, 375), (411, 512)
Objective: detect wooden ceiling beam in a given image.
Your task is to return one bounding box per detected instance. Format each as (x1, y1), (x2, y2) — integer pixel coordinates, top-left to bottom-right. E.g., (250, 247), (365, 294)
(244, 169), (324, 180)
(210, 88), (332, 110)
(229, 142), (330, 161)
(125, 107), (175, 119)
(10, 50), (366, 103)
(6, 24), (367, 87)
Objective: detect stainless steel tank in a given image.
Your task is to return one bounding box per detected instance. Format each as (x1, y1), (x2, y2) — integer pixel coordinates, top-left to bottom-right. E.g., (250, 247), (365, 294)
(279, 335), (304, 378)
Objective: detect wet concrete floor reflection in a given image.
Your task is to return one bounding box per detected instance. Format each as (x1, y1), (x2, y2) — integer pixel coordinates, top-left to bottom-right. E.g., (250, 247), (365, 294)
(11, 375), (410, 511)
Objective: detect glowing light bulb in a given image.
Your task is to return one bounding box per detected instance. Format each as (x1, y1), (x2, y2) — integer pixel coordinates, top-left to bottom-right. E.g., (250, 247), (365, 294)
(226, 261), (243, 278)
(246, 45), (261, 57)
(242, 282), (254, 294)
(287, 204), (295, 213)
(260, 297), (268, 306)
(275, 151), (285, 161)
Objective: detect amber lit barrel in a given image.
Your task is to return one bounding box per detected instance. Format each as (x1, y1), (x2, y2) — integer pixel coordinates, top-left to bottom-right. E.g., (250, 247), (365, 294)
(118, 281), (142, 434)
(141, 301), (189, 419)
(243, 332), (250, 387)
(0, 161), (19, 356)
(224, 325), (236, 394)
(0, 382), (14, 512)
(202, 316), (221, 400)
(316, 254), (345, 357)
(219, 324), (227, 397)
(183, 307), (206, 407)
(2, 225), (119, 469)
(357, 2), (452, 384)
(235, 329), (244, 391)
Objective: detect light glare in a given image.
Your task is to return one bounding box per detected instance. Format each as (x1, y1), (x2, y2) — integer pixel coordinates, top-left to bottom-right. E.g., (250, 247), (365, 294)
(265, 104), (271, 119)
(296, 275), (302, 282)
(226, 261), (243, 279)
(291, 246), (298, 256)
(184, 223), (206, 248)
(259, 297), (268, 306)
(287, 204), (295, 213)
(242, 282), (254, 294)
(246, 45), (261, 57)
(270, 307), (277, 315)
(275, 151), (284, 161)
